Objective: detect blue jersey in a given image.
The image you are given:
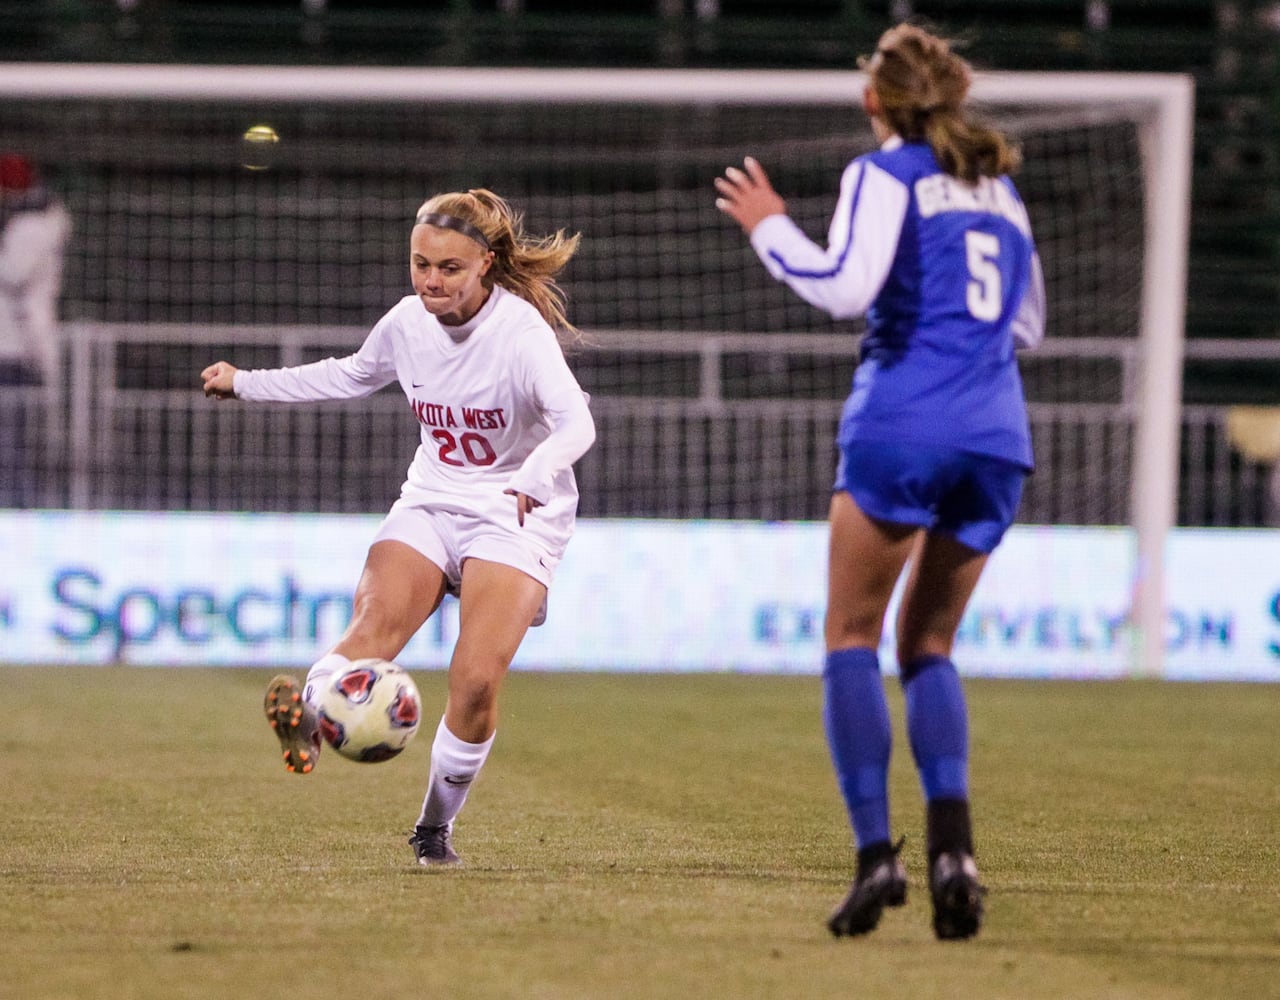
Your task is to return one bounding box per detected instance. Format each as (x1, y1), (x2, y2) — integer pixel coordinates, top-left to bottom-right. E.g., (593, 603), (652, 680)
(749, 138), (1044, 470)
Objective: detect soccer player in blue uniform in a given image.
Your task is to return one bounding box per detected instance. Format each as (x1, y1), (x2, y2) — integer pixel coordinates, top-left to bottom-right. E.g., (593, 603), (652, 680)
(715, 23), (1045, 940)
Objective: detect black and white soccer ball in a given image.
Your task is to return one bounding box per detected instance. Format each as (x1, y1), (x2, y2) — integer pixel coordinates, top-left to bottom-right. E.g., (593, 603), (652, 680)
(315, 659), (422, 763)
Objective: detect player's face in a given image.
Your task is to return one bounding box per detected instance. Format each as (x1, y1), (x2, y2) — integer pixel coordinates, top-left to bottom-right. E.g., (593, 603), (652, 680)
(410, 224), (495, 326)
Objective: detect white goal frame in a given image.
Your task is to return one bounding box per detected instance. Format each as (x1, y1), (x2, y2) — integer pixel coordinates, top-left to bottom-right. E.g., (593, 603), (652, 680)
(0, 64), (1194, 676)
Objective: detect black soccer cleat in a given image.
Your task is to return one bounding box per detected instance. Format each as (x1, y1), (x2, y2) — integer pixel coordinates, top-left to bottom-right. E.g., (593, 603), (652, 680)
(408, 823), (462, 867)
(929, 851), (986, 940)
(827, 839), (908, 937)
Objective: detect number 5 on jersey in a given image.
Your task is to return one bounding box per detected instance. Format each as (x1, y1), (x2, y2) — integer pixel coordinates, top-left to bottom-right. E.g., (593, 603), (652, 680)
(964, 230), (1002, 321)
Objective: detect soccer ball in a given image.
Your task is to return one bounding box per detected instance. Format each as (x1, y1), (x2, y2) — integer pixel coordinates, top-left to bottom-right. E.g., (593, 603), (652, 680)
(314, 659), (422, 763)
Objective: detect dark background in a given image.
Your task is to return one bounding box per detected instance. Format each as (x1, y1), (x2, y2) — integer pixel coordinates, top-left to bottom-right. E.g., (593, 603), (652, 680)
(3, 0), (1277, 390)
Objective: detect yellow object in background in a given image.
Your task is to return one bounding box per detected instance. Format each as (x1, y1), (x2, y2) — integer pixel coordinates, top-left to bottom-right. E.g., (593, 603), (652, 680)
(240, 124), (279, 171)
(1226, 406), (1280, 463)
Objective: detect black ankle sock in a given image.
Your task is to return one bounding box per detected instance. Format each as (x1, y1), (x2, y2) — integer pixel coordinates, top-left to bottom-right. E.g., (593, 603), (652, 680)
(856, 839), (896, 876)
(926, 798), (973, 865)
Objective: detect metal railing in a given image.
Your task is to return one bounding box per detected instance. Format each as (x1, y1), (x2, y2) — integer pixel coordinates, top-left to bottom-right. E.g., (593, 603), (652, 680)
(1, 322), (1276, 527)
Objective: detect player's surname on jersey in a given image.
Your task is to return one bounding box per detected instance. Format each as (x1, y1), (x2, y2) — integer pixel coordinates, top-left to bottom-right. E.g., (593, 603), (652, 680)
(914, 173), (1032, 234)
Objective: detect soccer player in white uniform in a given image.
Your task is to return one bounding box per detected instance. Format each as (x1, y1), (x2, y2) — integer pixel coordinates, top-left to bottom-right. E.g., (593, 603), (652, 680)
(716, 24), (1045, 940)
(201, 189), (595, 866)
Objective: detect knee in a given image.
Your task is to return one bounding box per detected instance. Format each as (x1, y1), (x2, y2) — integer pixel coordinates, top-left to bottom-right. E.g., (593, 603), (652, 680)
(449, 670), (501, 718)
(898, 651), (954, 685)
(896, 636), (953, 673)
(825, 609), (884, 651)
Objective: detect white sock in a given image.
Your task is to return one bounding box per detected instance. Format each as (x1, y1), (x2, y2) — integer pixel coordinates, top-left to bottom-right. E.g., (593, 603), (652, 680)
(416, 717), (494, 829)
(303, 652), (351, 709)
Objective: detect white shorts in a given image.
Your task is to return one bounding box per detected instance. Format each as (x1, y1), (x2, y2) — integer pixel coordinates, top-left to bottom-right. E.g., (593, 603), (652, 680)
(371, 504), (560, 623)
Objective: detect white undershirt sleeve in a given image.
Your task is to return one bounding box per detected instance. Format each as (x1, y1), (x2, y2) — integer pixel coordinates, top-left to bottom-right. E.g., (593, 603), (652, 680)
(1010, 251), (1046, 351)
(748, 159), (908, 320)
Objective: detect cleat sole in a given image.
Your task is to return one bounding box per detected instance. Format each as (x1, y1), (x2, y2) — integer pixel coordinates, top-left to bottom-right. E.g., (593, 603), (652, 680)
(264, 675), (320, 776)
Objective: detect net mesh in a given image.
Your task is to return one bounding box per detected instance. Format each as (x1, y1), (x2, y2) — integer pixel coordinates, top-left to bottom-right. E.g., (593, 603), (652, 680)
(2, 87), (1151, 522)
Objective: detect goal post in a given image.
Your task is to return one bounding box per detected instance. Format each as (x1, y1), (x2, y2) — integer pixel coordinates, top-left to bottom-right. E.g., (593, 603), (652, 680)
(0, 64), (1193, 675)
(967, 71), (1195, 679)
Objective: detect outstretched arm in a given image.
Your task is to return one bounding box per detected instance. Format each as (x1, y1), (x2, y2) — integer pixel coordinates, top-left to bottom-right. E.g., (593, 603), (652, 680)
(720, 157), (906, 321)
(199, 351), (396, 404)
(200, 312), (399, 404)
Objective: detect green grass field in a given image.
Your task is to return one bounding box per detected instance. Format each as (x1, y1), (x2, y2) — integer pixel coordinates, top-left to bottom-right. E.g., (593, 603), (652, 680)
(3, 667), (1278, 1000)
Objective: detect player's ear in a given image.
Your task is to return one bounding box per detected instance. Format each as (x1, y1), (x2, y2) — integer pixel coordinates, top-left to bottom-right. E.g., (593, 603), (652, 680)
(479, 250), (495, 276)
(862, 85), (881, 119)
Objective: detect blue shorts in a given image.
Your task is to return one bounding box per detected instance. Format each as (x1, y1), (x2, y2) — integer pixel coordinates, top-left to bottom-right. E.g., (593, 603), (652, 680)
(833, 440), (1027, 554)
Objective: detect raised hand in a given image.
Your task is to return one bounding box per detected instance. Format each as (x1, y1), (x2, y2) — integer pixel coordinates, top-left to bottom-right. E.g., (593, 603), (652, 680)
(714, 156), (787, 235)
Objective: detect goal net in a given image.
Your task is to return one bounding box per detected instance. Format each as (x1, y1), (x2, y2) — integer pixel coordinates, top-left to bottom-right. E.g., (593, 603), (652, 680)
(0, 65), (1191, 665)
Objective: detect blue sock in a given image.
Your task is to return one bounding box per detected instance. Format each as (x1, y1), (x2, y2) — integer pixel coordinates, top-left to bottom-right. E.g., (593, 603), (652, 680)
(901, 654), (969, 801)
(822, 647), (892, 850)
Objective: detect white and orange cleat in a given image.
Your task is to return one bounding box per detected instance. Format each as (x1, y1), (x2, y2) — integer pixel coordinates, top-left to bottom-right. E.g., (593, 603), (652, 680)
(264, 674), (321, 775)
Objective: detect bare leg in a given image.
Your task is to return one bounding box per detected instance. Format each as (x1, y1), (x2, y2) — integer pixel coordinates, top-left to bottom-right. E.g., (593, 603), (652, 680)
(894, 532), (988, 664)
(333, 539), (448, 661)
(267, 540), (445, 776)
(411, 558), (546, 865)
(443, 557), (546, 742)
(825, 491), (918, 652)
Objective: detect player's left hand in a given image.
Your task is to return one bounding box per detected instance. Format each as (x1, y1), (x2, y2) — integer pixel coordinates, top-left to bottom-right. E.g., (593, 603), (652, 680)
(504, 489), (543, 527)
(714, 156), (786, 235)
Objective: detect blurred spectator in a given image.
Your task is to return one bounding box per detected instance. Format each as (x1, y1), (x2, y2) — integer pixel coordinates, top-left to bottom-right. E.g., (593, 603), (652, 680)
(0, 154), (71, 387)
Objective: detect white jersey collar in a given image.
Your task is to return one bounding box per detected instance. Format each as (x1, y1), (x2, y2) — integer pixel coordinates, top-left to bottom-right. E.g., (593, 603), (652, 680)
(440, 284), (503, 344)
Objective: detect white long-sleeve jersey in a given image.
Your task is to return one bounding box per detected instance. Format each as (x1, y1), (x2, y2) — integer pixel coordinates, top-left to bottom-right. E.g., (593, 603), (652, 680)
(233, 285), (595, 546)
